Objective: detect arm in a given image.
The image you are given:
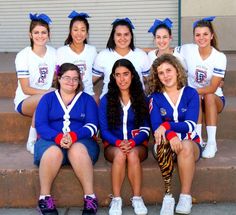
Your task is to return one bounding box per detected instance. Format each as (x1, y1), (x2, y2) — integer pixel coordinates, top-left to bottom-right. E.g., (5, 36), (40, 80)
(35, 93), (61, 141)
(99, 97), (121, 146)
(197, 76), (222, 95)
(19, 78), (48, 95)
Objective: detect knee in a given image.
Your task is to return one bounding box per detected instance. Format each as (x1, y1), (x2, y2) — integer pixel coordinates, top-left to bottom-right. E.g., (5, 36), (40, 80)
(203, 94), (216, 105)
(179, 141), (194, 159)
(113, 150), (127, 165)
(127, 150), (140, 164)
(43, 146), (63, 162)
(69, 143), (89, 158)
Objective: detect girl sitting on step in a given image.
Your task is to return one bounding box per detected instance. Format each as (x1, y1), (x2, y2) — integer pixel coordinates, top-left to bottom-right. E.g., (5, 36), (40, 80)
(14, 13), (56, 154)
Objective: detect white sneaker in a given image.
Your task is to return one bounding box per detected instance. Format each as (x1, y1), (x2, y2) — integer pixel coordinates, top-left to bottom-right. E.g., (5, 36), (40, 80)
(175, 194), (192, 214)
(131, 196), (148, 215)
(109, 197), (122, 215)
(202, 142), (217, 158)
(26, 139), (35, 154)
(160, 194), (175, 215)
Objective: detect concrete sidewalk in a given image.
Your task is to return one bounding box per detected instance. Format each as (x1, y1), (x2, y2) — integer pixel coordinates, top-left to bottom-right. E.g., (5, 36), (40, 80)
(1, 203), (236, 215)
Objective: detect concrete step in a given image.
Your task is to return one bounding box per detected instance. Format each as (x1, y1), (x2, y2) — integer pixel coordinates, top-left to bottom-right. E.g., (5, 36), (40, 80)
(0, 97), (235, 143)
(0, 98), (31, 143)
(0, 139), (235, 207)
(0, 52), (236, 98)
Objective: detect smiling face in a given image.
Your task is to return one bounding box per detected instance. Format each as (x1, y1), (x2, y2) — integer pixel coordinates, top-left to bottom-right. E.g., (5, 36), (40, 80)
(30, 25), (49, 47)
(155, 28), (172, 51)
(59, 70), (80, 94)
(71, 20), (88, 45)
(114, 25), (132, 50)
(194, 26), (213, 49)
(157, 62), (178, 90)
(114, 66), (133, 92)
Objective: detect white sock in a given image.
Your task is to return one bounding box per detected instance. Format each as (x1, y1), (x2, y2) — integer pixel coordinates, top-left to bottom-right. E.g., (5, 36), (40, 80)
(196, 124), (203, 143)
(206, 126), (217, 144)
(39, 194), (51, 200)
(84, 194), (96, 199)
(27, 126), (37, 142)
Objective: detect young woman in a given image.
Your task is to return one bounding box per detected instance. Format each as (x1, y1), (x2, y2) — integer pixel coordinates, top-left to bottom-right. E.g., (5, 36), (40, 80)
(14, 13), (56, 154)
(92, 17), (150, 100)
(99, 59), (150, 215)
(147, 18), (186, 70)
(34, 63), (100, 215)
(174, 16), (227, 158)
(149, 54), (201, 215)
(56, 10), (97, 97)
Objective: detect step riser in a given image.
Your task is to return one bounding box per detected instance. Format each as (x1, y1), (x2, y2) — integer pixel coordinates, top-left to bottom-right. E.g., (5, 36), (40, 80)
(0, 166), (235, 207)
(0, 70), (236, 97)
(0, 109), (235, 143)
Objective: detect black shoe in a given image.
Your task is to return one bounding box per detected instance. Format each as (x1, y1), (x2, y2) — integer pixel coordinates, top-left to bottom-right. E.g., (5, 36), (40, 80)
(37, 196), (58, 215)
(82, 196), (98, 215)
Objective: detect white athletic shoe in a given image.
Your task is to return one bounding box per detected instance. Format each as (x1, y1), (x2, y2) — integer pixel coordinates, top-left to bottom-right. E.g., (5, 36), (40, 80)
(202, 142), (217, 158)
(131, 196), (148, 215)
(175, 194), (192, 214)
(109, 197), (122, 215)
(160, 194), (175, 215)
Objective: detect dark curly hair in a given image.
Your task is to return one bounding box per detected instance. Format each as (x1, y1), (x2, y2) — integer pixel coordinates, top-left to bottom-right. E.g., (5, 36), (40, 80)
(107, 59), (148, 129)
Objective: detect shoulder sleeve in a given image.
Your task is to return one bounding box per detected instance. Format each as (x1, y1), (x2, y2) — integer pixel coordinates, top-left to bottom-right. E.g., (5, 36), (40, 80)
(138, 49), (151, 76)
(92, 50), (106, 77)
(213, 51), (227, 78)
(56, 46), (66, 66)
(15, 48), (29, 78)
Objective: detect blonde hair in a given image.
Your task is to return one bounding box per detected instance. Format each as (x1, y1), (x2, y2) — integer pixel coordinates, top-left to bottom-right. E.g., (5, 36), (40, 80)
(148, 54), (187, 94)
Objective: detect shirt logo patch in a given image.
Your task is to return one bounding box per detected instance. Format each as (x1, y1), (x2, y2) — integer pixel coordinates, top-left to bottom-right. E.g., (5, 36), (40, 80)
(181, 108), (187, 112)
(195, 69), (207, 83)
(38, 63), (48, 84)
(74, 60), (86, 79)
(131, 129), (140, 138)
(160, 108), (167, 116)
(149, 98), (153, 113)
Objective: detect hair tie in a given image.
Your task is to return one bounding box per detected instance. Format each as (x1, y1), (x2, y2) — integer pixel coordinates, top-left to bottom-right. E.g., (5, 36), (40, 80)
(112, 17), (135, 29)
(68, 10), (90, 19)
(193, 16), (216, 28)
(148, 18), (173, 35)
(55, 65), (61, 76)
(29, 13), (52, 25)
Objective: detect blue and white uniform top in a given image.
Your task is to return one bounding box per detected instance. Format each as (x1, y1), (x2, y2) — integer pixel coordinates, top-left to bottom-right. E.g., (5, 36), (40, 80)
(99, 95), (150, 147)
(56, 44), (97, 96)
(93, 48), (150, 98)
(149, 86), (200, 142)
(35, 90), (98, 142)
(14, 45), (56, 110)
(174, 43), (227, 97)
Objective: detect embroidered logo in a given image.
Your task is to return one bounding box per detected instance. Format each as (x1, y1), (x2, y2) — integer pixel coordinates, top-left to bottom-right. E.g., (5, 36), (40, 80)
(160, 108), (167, 116)
(74, 60), (86, 79)
(195, 68), (207, 84)
(131, 129), (140, 138)
(38, 63), (48, 84)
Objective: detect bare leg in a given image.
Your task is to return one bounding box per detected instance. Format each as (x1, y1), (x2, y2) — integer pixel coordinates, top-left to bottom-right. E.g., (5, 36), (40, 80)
(39, 146), (63, 195)
(177, 140), (200, 194)
(68, 143), (94, 195)
(127, 146), (147, 196)
(105, 147), (126, 197)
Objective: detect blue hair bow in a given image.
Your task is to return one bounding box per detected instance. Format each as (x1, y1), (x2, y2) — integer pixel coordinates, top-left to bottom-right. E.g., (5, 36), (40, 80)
(148, 18), (173, 35)
(68, 10), (90, 19)
(193, 16), (216, 28)
(29, 13), (52, 25)
(112, 17), (135, 29)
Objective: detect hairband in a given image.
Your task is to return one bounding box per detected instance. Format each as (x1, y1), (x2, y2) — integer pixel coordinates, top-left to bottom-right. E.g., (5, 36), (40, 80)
(112, 17), (135, 29)
(68, 10), (90, 19)
(193, 16), (216, 28)
(148, 18), (173, 35)
(29, 13), (52, 25)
